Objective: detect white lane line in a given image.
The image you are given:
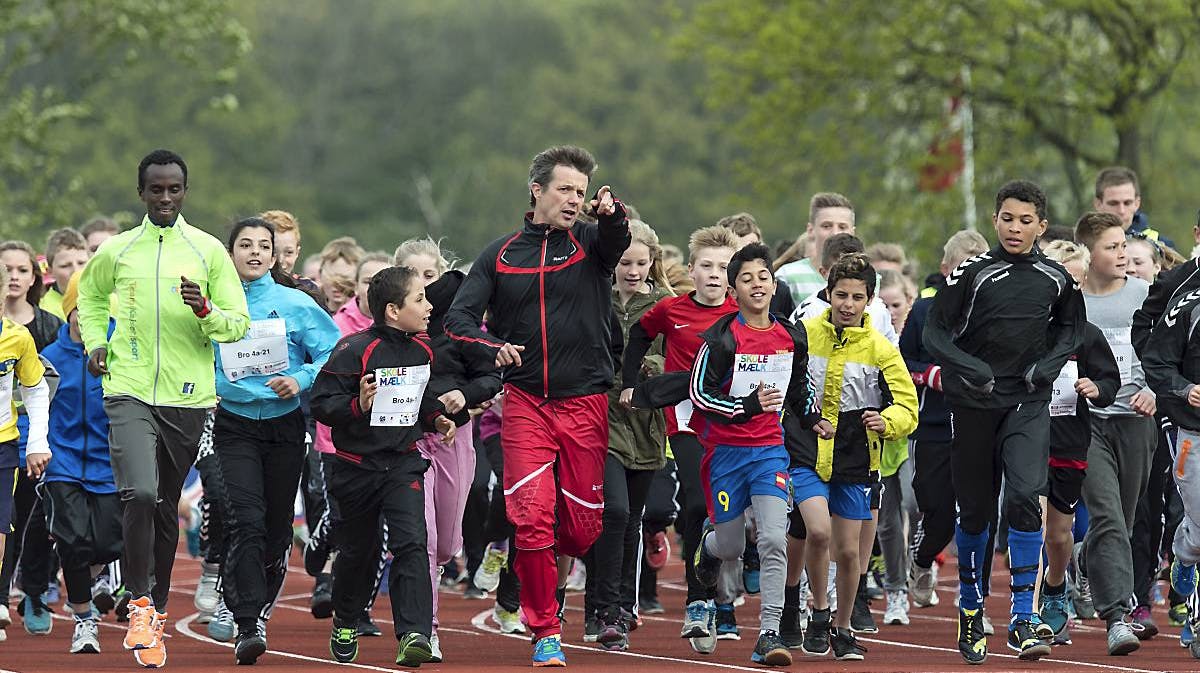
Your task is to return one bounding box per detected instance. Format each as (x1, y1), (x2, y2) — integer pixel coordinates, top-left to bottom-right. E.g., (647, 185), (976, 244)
(470, 608), (768, 672)
(175, 612), (398, 672)
(854, 634), (1171, 673)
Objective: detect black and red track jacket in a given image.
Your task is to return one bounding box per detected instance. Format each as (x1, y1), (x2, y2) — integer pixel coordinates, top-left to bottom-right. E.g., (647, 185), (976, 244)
(310, 324), (447, 471)
(444, 207), (631, 399)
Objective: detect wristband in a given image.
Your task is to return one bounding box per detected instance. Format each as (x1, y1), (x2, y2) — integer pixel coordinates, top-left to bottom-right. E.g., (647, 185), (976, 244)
(193, 297), (212, 318)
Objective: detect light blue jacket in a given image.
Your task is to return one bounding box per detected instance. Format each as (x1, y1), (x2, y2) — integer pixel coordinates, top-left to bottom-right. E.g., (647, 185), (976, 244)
(214, 274), (339, 420)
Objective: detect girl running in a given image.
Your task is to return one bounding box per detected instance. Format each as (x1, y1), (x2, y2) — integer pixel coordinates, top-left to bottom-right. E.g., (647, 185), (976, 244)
(211, 217), (340, 665)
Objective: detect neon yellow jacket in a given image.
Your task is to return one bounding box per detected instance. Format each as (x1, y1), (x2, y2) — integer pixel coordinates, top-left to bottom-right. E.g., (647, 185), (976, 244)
(77, 215), (249, 408)
(784, 309), (919, 482)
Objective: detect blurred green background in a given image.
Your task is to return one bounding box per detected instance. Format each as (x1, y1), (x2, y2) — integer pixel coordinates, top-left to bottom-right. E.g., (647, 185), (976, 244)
(4, 0), (1199, 269)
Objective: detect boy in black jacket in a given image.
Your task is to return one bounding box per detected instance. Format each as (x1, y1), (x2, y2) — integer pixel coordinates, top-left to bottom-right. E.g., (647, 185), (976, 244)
(311, 266), (454, 667)
(924, 180), (1085, 664)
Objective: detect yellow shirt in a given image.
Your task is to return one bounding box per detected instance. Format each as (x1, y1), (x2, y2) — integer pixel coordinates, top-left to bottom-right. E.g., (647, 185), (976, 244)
(0, 317), (46, 444)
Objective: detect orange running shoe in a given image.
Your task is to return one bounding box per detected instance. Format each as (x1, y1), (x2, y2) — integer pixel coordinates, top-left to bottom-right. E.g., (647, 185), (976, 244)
(124, 597), (159, 650)
(133, 612), (167, 668)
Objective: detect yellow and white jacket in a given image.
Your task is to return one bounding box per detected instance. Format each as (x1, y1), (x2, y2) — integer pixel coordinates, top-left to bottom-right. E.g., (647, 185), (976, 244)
(784, 309), (918, 483)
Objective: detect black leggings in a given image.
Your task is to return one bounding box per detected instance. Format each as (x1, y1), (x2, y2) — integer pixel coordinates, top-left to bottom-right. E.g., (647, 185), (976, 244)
(584, 456), (654, 617)
(673, 433), (715, 604)
(481, 431), (520, 612)
(0, 468), (56, 601)
(1133, 424), (1185, 607)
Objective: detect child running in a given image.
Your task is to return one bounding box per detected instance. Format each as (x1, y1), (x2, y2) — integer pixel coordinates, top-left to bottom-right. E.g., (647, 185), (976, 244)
(39, 271), (123, 654)
(924, 180), (1085, 664)
(689, 242), (810, 667)
(1035, 241), (1120, 647)
(786, 253), (918, 660)
(211, 217), (340, 665)
(311, 265), (455, 667)
(0, 260), (51, 641)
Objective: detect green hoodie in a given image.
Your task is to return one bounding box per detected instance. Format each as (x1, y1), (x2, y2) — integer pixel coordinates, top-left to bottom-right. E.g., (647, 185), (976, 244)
(608, 284), (671, 471)
(78, 215), (249, 408)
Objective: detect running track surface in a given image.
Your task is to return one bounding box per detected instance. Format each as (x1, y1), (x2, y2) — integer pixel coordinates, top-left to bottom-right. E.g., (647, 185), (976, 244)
(1, 543), (1197, 672)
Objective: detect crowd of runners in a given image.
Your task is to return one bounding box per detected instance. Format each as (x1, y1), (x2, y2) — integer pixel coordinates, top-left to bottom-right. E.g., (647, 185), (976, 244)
(0, 146), (1198, 669)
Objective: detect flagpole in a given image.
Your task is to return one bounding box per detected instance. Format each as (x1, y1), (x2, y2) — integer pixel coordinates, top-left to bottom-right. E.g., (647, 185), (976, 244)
(961, 65), (977, 231)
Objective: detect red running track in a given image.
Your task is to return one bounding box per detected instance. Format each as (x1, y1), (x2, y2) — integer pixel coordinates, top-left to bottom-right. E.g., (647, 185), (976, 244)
(0, 544), (1197, 672)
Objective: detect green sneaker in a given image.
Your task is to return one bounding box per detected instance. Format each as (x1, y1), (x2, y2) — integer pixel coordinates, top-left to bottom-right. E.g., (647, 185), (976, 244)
(330, 625), (359, 663)
(396, 632), (434, 667)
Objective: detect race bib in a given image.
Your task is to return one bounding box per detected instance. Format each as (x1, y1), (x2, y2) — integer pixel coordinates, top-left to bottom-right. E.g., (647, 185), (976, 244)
(673, 399), (694, 432)
(1102, 326), (1135, 385)
(729, 352), (793, 401)
(1050, 360), (1079, 417)
(0, 371), (12, 427)
(371, 365), (431, 427)
(219, 318), (289, 382)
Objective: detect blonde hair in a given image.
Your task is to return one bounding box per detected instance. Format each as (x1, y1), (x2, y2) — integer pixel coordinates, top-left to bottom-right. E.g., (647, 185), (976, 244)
(715, 212), (761, 241)
(942, 230), (989, 266)
(627, 220), (676, 296)
(866, 242), (906, 268)
(879, 269), (916, 301)
(393, 237), (455, 274)
(319, 236), (365, 271)
(687, 225), (739, 264)
(260, 210), (301, 243)
(1042, 240), (1091, 269)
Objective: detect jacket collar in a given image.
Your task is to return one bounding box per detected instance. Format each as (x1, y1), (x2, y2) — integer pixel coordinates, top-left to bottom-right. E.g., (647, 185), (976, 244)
(523, 212), (572, 238)
(818, 307), (872, 344)
(241, 273), (275, 294)
(139, 213), (189, 238)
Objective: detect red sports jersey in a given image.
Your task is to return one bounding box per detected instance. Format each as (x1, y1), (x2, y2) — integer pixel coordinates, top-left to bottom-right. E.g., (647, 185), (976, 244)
(689, 316), (796, 448)
(630, 293), (738, 434)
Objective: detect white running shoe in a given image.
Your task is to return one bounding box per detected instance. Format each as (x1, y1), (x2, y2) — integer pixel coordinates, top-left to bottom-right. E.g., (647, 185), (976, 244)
(909, 562), (940, 607)
(884, 590), (910, 626)
(70, 613), (101, 654)
(194, 562), (220, 614)
(493, 605), (526, 634)
(474, 544), (508, 593)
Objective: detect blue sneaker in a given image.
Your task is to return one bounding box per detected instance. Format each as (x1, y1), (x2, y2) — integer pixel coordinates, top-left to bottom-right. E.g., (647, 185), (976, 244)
(1173, 560), (1197, 598)
(681, 600), (711, 639)
(20, 596), (52, 635)
(715, 603), (740, 640)
(1182, 620), (1194, 648)
(742, 544), (761, 595)
(532, 634), (566, 667)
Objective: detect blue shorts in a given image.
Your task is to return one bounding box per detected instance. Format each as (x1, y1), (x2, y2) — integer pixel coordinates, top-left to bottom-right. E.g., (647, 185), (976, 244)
(790, 466), (873, 521)
(707, 444), (789, 524)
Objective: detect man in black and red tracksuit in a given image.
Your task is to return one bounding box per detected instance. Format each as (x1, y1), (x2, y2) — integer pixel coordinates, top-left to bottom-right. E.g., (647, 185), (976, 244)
(444, 145), (630, 666)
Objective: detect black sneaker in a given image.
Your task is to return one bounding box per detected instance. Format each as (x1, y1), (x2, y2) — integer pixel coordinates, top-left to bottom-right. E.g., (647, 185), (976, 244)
(395, 632), (434, 667)
(598, 612), (629, 651)
(1007, 618), (1051, 660)
(831, 627), (866, 661)
(957, 607), (987, 665)
(751, 630), (792, 666)
(780, 606), (804, 649)
(694, 522), (722, 589)
(329, 623), (359, 663)
(802, 608), (831, 656)
(310, 573), (333, 619)
(357, 615), (382, 637)
(851, 581), (878, 633)
(235, 629), (268, 665)
(583, 613), (601, 643)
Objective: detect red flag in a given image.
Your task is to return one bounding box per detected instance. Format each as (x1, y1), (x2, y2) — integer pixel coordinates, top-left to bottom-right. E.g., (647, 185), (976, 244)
(918, 96), (965, 192)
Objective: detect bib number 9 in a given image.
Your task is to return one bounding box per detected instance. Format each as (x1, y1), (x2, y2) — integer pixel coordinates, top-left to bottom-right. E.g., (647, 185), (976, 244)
(717, 490), (730, 512)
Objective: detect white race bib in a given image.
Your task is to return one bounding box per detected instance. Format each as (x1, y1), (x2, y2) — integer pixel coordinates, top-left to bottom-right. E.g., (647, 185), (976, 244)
(1050, 360), (1079, 417)
(0, 371), (12, 427)
(219, 318), (289, 382)
(371, 365), (431, 427)
(729, 352), (793, 401)
(673, 399), (694, 432)
(1102, 326), (1135, 385)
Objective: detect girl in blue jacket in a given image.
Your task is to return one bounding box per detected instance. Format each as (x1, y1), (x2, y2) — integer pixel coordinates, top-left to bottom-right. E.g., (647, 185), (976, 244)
(211, 217), (340, 665)
(40, 271), (119, 655)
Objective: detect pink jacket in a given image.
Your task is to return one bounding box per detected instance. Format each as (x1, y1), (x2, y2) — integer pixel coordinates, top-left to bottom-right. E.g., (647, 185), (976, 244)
(314, 300), (375, 454)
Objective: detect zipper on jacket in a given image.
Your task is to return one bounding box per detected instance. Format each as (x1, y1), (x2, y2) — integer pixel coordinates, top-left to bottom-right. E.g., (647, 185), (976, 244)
(153, 234), (164, 404)
(539, 231), (550, 397)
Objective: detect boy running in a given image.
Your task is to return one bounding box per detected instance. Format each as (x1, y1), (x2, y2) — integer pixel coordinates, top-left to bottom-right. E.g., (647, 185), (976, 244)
(924, 180), (1085, 664)
(689, 243), (809, 667)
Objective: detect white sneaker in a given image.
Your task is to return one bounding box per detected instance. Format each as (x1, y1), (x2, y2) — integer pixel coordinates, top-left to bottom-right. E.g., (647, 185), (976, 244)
(689, 602), (718, 655)
(0, 604), (9, 628)
(194, 562), (220, 614)
(493, 605), (526, 634)
(982, 611), (994, 636)
(909, 562), (940, 607)
(70, 613), (101, 654)
(565, 563), (587, 592)
(884, 590), (910, 626)
(429, 633), (444, 663)
(474, 545), (508, 593)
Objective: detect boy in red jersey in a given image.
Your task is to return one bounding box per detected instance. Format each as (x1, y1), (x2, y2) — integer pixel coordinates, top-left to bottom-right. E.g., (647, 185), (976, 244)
(689, 243), (809, 667)
(621, 225), (739, 652)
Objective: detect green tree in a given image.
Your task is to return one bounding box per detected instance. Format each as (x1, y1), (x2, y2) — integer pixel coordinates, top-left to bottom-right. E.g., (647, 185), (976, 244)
(0, 0), (249, 238)
(680, 0), (1200, 259)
